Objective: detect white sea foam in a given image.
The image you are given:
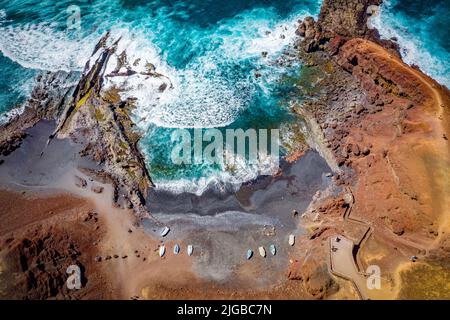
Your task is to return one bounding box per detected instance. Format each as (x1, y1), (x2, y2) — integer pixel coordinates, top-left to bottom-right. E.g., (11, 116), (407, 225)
(0, 21), (96, 72)
(154, 150), (280, 196)
(221, 13), (299, 60)
(0, 105), (25, 125)
(0, 5), (312, 195)
(100, 9), (308, 130)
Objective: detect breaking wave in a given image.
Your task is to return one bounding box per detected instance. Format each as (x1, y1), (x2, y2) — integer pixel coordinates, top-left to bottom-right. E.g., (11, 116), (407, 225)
(0, 0), (325, 194)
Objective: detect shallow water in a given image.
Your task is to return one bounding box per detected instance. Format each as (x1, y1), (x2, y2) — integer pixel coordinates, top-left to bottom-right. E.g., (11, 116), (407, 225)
(148, 150), (330, 219)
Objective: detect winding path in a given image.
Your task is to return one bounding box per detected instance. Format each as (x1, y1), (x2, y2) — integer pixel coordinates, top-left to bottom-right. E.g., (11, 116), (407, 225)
(329, 40), (449, 299)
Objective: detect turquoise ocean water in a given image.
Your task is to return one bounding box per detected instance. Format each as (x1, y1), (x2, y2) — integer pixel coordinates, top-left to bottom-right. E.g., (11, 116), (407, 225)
(0, 0), (448, 194)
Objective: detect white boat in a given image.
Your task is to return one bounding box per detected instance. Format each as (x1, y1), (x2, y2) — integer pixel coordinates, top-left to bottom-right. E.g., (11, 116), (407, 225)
(289, 234), (295, 246)
(173, 244), (180, 255)
(160, 226), (170, 237)
(246, 249), (253, 260)
(159, 245), (166, 257)
(258, 246), (266, 258)
(187, 245), (193, 256)
(269, 244), (276, 256)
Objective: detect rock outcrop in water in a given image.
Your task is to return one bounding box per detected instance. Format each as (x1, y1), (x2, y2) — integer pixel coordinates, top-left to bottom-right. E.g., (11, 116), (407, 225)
(1, 33), (155, 218)
(52, 34), (154, 217)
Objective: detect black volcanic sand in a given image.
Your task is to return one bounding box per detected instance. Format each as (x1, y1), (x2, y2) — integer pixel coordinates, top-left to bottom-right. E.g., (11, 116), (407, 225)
(0, 120), (333, 288)
(143, 151), (332, 285)
(0, 120), (96, 189)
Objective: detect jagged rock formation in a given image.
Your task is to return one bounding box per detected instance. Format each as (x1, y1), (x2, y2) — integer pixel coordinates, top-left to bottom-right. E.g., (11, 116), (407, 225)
(1, 33), (155, 218)
(53, 34), (154, 217)
(1, 0), (449, 300)
(0, 191), (110, 300)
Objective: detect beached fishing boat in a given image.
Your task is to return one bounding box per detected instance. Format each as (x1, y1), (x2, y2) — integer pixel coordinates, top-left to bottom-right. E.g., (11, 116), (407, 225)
(187, 245), (193, 256)
(160, 226), (170, 237)
(246, 249), (253, 260)
(159, 245), (166, 257)
(289, 234), (295, 246)
(269, 244), (276, 255)
(258, 246), (266, 257)
(174, 244), (180, 254)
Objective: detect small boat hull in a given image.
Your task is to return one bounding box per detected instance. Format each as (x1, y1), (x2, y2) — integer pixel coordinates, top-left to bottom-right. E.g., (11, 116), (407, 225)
(187, 245), (193, 256)
(269, 244), (276, 256)
(160, 226), (170, 237)
(246, 249), (253, 260)
(289, 234), (295, 246)
(159, 245), (166, 257)
(258, 246), (266, 258)
(173, 244), (180, 255)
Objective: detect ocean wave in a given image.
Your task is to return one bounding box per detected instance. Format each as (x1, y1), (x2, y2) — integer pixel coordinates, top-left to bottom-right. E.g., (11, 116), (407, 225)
(101, 9), (307, 130)
(0, 104), (25, 125)
(153, 150), (280, 196)
(0, 12), (96, 72)
(0, 1), (319, 196)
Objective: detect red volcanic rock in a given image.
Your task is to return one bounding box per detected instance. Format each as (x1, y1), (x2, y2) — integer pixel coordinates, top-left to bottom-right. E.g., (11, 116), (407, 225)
(327, 35), (346, 55)
(0, 191), (108, 300)
(287, 246), (339, 299)
(318, 0), (382, 40)
(336, 39), (430, 106)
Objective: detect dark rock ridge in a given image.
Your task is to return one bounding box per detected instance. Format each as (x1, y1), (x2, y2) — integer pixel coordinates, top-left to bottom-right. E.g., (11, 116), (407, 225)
(53, 33), (154, 218)
(318, 0), (382, 39)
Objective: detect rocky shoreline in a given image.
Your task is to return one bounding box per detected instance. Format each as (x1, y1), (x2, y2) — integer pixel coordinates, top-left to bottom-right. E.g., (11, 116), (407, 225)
(0, 0), (449, 299)
(1, 34), (154, 218)
(286, 0), (450, 299)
